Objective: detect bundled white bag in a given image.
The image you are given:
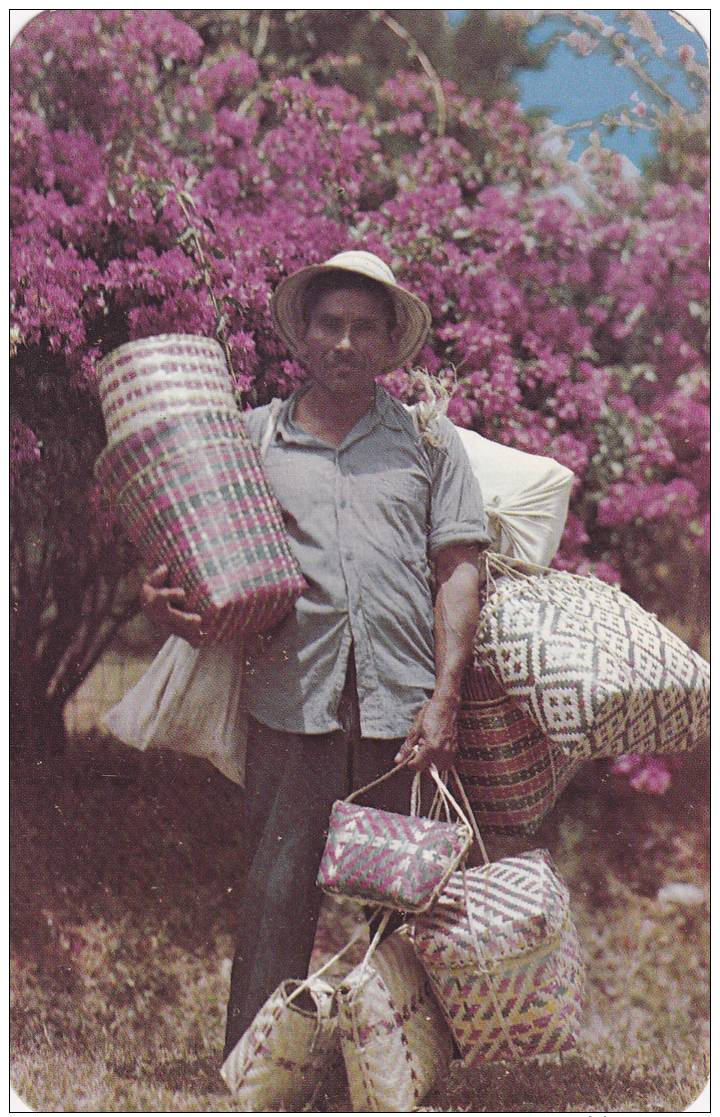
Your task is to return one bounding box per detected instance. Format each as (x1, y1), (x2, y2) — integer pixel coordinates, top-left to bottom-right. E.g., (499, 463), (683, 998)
(408, 403), (573, 566)
(102, 634), (247, 784)
(454, 427), (573, 566)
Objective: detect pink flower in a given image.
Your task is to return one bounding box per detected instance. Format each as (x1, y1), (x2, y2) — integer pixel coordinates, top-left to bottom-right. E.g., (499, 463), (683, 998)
(678, 44), (695, 65)
(612, 755), (672, 794)
(564, 31), (597, 57)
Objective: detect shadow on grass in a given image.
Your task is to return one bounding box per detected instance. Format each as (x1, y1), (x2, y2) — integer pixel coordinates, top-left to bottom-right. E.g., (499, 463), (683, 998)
(11, 734), (247, 952)
(11, 731), (709, 1111)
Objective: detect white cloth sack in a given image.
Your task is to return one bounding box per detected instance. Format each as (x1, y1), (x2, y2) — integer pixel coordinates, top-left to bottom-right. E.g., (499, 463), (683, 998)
(454, 427), (573, 566)
(102, 634), (247, 784)
(408, 405), (573, 566)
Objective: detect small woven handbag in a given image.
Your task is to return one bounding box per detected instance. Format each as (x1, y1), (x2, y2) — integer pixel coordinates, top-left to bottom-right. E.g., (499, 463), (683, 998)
(317, 763), (473, 914)
(220, 931), (363, 1110)
(410, 772), (585, 1065)
(476, 554), (710, 760)
(456, 662), (582, 834)
(336, 921), (453, 1112)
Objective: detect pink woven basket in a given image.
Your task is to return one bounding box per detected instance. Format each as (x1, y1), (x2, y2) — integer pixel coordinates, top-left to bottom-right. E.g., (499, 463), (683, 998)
(456, 664), (582, 835)
(95, 411), (306, 643)
(97, 334), (238, 446)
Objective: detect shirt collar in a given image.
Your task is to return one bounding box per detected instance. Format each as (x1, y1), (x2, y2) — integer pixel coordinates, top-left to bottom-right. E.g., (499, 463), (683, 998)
(273, 383), (408, 449)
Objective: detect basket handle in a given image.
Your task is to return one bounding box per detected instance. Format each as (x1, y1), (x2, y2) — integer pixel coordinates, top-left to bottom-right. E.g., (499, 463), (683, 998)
(346, 760), (472, 833)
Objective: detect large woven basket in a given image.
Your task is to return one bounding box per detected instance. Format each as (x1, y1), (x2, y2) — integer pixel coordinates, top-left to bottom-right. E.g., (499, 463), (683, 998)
(411, 850), (585, 1064)
(456, 664), (582, 834)
(477, 568), (710, 759)
(95, 411), (306, 643)
(97, 334), (238, 445)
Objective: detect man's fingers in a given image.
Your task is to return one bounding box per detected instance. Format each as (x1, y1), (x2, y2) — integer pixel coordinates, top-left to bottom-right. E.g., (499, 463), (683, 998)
(167, 604), (203, 626)
(145, 563), (169, 587)
(155, 586), (187, 604)
(165, 607), (205, 646)
(394, 736), (422, 765)
(407, 743), (456, 772)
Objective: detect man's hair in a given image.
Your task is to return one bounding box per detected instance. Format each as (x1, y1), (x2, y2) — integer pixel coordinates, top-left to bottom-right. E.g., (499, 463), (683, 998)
(301, 271), (397, 332)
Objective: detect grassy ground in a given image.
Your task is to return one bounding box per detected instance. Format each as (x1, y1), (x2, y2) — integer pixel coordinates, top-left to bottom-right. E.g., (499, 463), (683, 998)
(11, 730), (708, 1112)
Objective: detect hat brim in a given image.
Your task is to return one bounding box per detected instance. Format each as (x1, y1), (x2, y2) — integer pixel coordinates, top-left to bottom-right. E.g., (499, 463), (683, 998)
(270, 263), (432, 373)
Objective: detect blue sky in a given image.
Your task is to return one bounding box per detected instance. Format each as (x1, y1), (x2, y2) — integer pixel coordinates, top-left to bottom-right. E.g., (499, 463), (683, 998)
(449, 10), (708, 167)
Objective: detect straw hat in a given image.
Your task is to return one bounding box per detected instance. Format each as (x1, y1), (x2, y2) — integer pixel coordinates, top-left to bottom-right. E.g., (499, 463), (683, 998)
(270, 250), (432, 370)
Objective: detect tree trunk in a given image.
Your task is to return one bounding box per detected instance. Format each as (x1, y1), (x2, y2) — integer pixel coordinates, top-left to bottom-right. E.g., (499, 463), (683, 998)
(10, 688), (67, 760)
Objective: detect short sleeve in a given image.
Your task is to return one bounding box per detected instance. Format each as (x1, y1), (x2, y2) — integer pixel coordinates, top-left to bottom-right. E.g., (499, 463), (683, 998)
(241, 404), (271, 450)
(426, 416), (490, 558)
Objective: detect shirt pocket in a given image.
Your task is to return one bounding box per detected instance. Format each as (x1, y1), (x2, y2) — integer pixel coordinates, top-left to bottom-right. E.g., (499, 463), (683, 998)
(354, 467), (430, 561)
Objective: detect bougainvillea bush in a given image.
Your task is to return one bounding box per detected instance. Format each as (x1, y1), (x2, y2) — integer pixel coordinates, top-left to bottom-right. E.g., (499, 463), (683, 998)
(10, 11), (708, 775)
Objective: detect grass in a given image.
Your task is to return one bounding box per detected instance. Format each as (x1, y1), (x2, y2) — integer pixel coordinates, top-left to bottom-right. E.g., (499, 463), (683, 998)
(11, 729), (708, 1112)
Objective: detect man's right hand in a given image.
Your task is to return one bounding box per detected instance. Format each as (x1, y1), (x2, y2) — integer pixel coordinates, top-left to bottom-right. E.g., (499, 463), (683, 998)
(139, 563), (205, 647)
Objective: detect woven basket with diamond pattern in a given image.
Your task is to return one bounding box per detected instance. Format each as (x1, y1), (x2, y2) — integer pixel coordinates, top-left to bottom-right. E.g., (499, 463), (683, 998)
(336, 927), (453, 1112)
(457, 663), (582, 834)
(476, 568), (709, 759)
(411, 849), (585, 1064)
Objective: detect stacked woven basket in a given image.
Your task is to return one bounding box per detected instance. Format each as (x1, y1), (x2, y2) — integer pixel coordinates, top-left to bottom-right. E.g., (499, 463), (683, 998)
(94, 334), (305, 644)
(222, 768), (587, 1112)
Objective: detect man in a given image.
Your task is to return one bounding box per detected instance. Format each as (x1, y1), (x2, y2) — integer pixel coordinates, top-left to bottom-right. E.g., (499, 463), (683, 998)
(140, 250), (489, 1058)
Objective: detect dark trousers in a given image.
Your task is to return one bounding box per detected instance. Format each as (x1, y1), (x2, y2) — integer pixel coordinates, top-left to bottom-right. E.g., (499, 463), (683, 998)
(223, 657), (417, 1058)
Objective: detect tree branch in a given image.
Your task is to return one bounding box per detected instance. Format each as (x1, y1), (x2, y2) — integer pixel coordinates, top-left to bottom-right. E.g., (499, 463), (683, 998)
(375, 11), (447, 137)
(253, 10), (270, 59)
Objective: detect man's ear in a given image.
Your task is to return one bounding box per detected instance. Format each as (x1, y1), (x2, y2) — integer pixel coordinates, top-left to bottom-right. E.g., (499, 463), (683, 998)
(386, 322), (404, 365)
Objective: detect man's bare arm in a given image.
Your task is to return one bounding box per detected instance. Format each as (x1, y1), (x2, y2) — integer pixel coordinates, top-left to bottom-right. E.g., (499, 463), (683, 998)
(395, 543), (481, 772)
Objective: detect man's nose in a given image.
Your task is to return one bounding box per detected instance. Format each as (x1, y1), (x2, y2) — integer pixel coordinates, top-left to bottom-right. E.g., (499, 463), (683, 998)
(334, 328), (352, 351)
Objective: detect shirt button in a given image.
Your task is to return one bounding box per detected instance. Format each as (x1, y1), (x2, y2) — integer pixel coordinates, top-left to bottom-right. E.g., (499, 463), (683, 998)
(339, 498), (347, 509)
(345, 552), (353, 562)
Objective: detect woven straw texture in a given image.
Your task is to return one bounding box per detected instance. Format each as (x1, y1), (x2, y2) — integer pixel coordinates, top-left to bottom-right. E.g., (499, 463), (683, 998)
(337, 929), (453, 1112)
(220, 978), (338, 1111)
(95, 412), (306, 643)
(317, 800), (472, 913)
(412, 850), (585, 1064)
(457, 663), (582, 834)
(477, 570), (710, 759)
(308, 895), (371, 985)
(97, 334), (237, 445)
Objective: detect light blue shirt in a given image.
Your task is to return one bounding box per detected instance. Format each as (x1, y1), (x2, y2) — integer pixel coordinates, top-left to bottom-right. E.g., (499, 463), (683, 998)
(242, 385), (489, 738)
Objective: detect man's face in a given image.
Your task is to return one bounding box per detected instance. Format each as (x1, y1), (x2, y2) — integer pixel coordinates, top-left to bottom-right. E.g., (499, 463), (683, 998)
(299, 286), (399, 399)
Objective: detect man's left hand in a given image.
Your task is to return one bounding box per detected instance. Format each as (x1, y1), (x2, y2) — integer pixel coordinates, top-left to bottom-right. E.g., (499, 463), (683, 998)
(395, 695), (459, 772)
